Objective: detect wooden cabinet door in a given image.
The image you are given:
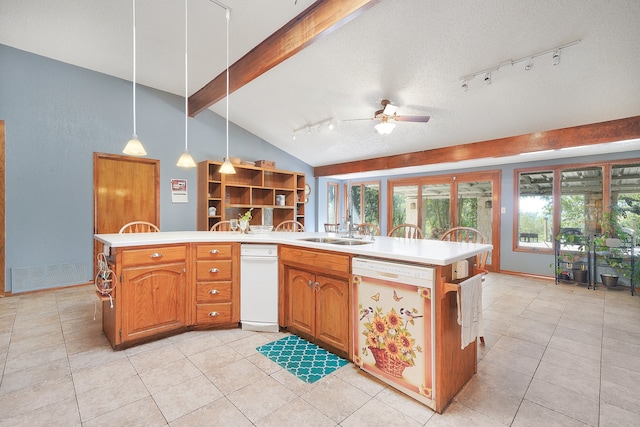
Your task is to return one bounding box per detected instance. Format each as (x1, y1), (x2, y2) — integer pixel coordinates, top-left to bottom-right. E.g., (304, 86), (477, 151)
(122, 262), (187, 342)
(315, 274), (349, 354)
(287, 267), (315, 336)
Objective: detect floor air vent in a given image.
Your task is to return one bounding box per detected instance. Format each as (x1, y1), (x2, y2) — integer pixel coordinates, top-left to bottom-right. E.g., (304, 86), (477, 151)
(11, 261), (90, 293)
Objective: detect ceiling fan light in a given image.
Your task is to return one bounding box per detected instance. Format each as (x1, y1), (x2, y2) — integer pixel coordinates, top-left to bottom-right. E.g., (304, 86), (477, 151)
(123, 135), (147, 156)
(375, 121), (395, 135)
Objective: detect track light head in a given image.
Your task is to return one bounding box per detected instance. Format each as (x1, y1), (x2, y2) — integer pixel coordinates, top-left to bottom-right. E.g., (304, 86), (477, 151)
(552, 50), (560, 66)
(524, 58), (533, 71)
(484, 72), (491, 85)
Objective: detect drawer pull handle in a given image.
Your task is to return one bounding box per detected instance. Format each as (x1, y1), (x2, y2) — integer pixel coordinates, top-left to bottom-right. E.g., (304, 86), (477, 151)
(208, 289), (220, 295)
(209, 249), (220, 254)
(208, 311), (220, 317)
(150, 253), (163, 258)
(209, 268), (220, 273)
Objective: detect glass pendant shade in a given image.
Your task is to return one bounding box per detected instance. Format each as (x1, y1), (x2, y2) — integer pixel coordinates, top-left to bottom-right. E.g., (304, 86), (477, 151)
(219, 158), (236, 174)
(176, 150), (196, 168)
(375, 119), (396, 135)
(123, 135), (147, 155)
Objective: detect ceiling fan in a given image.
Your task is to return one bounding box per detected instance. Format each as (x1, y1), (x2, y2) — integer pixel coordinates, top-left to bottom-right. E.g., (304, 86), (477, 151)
(346, 99), (431, 135)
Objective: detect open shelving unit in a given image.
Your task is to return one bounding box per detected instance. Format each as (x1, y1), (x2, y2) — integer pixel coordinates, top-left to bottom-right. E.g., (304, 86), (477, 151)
(197, 160), (306, 231)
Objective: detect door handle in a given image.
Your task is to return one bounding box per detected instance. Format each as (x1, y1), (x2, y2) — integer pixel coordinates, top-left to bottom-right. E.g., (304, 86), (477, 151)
(209, 268), (220, 273)
(209, 249), (220, 254)
(208, 311), (220, 317)
(209, 289), (220, 295)
(150, 252), (163, 258)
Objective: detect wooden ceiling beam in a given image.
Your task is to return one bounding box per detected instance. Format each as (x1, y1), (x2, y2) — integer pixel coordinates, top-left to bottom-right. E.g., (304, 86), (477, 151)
(314, 115), (640, 177)
(188, 0), (381, 117)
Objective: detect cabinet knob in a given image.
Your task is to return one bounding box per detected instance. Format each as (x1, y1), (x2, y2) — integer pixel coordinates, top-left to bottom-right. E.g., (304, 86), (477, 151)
(209, 249), (220, 254)
(208, 289), (220, 295)
(209, 268), (220, 273)
(208, 311), (220, 317)
(150, 252), (163, 258)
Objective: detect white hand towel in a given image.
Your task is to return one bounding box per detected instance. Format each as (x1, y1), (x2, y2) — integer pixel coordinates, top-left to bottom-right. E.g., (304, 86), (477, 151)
(456, 274), (483, 349)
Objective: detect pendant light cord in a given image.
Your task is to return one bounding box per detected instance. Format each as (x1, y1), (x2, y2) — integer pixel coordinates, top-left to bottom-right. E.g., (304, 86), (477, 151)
(132, 0), (137, 137)
(225, 8), (230, 160)
(184, 0), (188, 151)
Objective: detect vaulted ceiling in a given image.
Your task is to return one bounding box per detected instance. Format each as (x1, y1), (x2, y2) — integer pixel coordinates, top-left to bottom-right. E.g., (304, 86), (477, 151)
(2, 0), (640, 178)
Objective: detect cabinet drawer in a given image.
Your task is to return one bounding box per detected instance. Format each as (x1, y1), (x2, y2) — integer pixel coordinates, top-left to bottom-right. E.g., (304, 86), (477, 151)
(121, 245), (186, 267)
(196, 244), (233, 259)
(280, 246), (350, 274)
(196, 282), (232, 303)
(196, 303), (232, 324)
(196, 260), (232, 281)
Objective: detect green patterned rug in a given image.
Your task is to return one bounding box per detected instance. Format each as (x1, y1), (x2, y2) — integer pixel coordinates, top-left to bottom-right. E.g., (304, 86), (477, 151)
(256, 335), (349, 383)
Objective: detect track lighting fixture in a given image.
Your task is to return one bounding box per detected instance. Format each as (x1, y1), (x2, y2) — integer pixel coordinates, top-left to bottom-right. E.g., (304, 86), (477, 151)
(292, 117), (334, 139)
(524, 58), (533, 71)
(459, 39), (579, 91)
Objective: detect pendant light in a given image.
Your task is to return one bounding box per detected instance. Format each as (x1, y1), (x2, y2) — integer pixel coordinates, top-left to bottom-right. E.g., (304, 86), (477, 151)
(176, 0), (196, 168)
(123, 0), (147, 156)
(219, 8), (236, 174)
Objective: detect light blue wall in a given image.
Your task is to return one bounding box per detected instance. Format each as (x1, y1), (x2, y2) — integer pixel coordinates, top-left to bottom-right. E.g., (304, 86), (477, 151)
(0, 44), (313, 293)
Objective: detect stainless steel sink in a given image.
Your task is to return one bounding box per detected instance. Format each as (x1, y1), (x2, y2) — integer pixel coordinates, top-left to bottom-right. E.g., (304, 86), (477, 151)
(298, 237), (341, 243)
(329, 239), (373, 246)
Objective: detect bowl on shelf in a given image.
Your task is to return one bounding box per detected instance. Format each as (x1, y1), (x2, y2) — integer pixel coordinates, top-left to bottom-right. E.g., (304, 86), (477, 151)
(249, 225), (273, 233)
(229, 157), (242, 165)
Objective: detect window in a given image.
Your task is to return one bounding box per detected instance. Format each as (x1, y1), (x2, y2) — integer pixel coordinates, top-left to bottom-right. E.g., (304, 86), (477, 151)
(517, 170), (554, 250)
(327, 182), (338, 224)
(391, 184), (418, 228)
(515, 159), (640, 253)
(345, 182), (380, 226)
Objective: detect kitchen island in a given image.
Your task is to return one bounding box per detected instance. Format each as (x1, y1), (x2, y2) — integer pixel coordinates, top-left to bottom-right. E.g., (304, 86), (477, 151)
(94, 230), (491, 412)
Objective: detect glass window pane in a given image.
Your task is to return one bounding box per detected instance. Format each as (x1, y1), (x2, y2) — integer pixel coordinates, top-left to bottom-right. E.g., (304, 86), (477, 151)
(392, 185), (419, 227)
(518, 171), (553, 249)
(327, 183), (337, 223)
(560, 166), (602, 237)
(351, 184), (362, 224)
(420, 183), (450, 239)
(363, 183), (380, 224)
(612, 163), (640, 245)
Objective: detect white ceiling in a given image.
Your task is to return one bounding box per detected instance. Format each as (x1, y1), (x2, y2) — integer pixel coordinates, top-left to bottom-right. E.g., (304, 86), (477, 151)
(2, 0), (640, 177)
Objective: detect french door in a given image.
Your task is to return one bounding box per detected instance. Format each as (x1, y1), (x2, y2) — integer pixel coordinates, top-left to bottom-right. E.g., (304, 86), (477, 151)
(389, 171), (500, 272)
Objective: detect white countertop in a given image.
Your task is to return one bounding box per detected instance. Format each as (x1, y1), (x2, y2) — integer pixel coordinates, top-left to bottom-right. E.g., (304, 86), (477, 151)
(94, 231), (492, 266)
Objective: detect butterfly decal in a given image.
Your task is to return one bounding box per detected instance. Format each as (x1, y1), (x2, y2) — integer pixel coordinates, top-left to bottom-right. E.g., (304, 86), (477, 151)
(371, 292), (380, 302)
(393, 290), (403, 301)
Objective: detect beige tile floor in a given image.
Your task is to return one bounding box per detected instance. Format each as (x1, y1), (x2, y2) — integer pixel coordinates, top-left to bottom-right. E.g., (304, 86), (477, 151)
(1, 273), (640, 426)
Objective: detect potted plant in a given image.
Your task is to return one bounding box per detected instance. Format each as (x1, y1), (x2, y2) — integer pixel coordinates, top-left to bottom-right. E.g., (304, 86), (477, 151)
(594, 205), (631, 287)
(554, 230), (589, 283)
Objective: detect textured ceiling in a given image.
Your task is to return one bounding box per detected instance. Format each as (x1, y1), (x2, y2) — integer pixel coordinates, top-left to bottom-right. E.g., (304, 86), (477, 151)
(2, 0), (640, 176)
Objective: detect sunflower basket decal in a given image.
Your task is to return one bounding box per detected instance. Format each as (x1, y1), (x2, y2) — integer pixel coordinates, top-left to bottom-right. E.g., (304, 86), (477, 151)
(360, 305), (423, 378)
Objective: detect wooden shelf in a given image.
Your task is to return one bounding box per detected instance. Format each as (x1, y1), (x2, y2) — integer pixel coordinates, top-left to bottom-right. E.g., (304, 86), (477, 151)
(197, 161), (306, 231)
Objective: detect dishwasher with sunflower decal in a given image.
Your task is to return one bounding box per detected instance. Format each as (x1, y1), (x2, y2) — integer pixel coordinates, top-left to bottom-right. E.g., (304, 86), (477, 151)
(352, 257), (436, 409)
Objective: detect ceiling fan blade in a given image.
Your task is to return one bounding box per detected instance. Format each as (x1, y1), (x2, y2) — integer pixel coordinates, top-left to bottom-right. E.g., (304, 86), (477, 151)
(394, 115), (431, 123)
(342, 117), (374, 122)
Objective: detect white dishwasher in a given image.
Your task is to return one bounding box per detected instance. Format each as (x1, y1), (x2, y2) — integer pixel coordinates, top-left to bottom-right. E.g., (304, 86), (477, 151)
(240, 244), (279, 332)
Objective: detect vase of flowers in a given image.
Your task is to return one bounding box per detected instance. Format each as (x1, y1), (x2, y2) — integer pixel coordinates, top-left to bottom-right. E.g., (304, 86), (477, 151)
(238, 208), (253, 234)
(360, 306), (422, 377)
